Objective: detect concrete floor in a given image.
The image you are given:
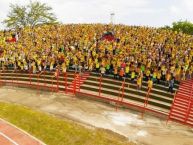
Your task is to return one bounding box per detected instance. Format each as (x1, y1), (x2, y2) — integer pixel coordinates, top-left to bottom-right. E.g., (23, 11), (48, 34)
(0, 86), (193, 145)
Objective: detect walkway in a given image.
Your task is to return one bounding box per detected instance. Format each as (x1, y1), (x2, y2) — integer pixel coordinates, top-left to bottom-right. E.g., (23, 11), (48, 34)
(0, 119), (45, 145)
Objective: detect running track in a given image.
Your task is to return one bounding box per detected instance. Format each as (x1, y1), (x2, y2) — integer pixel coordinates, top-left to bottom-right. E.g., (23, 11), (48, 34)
(0, 119), (45, 145)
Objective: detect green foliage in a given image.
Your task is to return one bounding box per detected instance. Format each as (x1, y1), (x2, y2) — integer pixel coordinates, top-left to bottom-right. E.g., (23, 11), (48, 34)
(159, 25), (172, 30)
(172, 20), (193, 35)
(3, 4), (27, 29)
(3, 1), (57, 29)
(162, 20), (193, 35)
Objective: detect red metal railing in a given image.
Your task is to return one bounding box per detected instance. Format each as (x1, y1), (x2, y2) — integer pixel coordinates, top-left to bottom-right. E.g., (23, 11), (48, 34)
(36, 71), (44, 91)
(167, 79), (193, 127)
(144, 88), (151, 107)
(141, 87), (152, 117)
(51, 70), (59, 92)
(74, 73), (78, 94)
(29, 70), (32, 87)
(1, 69), (184, 125)
(64, 72), (67, 93)
(0, 70), (2, 86)
(116, 78), (125, 111)
(78, 73), (81, 92)
(98, 74), (102, 97)
(184, 81), (193, 122)
(166, 91), (177, 124)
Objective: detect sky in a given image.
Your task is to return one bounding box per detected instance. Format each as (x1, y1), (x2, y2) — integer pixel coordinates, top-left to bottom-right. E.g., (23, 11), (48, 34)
(0, 0), (193, 29)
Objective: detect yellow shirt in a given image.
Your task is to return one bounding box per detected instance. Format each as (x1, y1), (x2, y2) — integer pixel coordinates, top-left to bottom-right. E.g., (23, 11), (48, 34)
(137, 77), (142, 85)
(125, 66), (130, 73)
(148, 80), (153, 89)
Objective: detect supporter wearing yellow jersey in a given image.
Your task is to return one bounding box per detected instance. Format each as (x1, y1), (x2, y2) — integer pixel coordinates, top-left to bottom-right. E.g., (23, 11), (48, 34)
(137, 76), (142, 90)
(147, 78), (153, 91)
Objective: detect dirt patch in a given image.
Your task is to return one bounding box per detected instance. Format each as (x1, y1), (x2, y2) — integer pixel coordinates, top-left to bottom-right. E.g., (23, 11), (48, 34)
(0, 86), (193, 145)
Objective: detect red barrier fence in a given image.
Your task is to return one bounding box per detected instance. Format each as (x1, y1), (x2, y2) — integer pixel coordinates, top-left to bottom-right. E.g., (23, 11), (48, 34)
(1, 70), (193, 127)
(0, 70), (169, 117)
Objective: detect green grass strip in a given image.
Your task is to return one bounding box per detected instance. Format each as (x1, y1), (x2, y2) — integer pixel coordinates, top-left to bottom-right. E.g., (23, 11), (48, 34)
(0, 102), (134, 145)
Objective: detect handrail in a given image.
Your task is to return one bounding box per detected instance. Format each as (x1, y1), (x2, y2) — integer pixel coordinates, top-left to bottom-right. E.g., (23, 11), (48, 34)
(166, 90), (177, 123)
(184, 81), (193, 122)
(0, 70), (182, 124)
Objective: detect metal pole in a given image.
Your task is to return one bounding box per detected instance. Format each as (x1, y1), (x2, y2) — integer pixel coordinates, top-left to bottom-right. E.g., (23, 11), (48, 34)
(0, 70), (1, 86)
(73, 73), (76, 95)
(99, 74), (102, 97)
(121, 78), (125, 102)
(44, 70), (46, 89)
(79, 73), (80, 92)
(29, 70), (32, 86)
(110, 13), (115, 24)
(142, 88), (151, 118)
(65, 72), (67, 94)
(57, 70), (59, 92)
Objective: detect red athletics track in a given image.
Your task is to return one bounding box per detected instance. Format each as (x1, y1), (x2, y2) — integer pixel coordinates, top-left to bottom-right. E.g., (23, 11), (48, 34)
(0, 119), (45, 145)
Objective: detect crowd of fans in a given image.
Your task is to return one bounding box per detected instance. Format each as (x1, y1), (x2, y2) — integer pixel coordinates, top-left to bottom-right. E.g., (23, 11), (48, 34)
(0, 24), (192, 93)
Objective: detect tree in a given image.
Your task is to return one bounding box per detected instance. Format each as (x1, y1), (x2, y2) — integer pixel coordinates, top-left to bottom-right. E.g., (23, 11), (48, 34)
(3, 1), (57, 29)
(172, 20), (193, 35)
(159, 25), (172, 30)
(3, 4), (27, 29)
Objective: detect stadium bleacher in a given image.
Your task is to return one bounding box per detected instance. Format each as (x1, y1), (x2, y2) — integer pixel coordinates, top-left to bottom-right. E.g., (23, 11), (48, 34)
(0, 24), (192, 126)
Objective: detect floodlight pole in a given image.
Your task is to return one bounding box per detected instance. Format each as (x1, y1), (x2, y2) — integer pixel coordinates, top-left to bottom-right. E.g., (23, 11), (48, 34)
(110, 13), (115, 24)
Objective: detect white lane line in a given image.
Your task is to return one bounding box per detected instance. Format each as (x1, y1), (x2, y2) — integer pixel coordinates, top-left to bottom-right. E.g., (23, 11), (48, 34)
(0, 131), (19, 145)
(0, 119), (46, 145)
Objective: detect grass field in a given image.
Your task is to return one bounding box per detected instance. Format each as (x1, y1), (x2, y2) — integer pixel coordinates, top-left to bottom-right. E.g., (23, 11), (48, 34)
(0, 102), (135, 145)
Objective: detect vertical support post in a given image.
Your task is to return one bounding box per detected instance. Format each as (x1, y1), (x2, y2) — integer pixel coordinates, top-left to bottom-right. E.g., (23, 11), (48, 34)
(116, 78), (125, 111)
(99, 74), (102, 97)
(65, 72), (67, 94)
(0, 70), (1, 86)
(73, 73), (76, 95)
(121, 78), (125, 102)
(36, 71), (43, 92)
(36, 73), (39, 91)
(11, 70), (14, 85)
(29, 70), (32, 87)
(57, 71), (59, 92)
(43, 70), (46, 89)
(79, 73), (81, 92)
(51, 76), (54, 92)
(142, 88), (151, 118)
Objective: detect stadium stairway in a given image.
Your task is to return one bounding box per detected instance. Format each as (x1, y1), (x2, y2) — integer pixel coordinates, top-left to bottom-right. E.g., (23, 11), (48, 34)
(167, 79), (193, 127)
(67, 72), (90, 93)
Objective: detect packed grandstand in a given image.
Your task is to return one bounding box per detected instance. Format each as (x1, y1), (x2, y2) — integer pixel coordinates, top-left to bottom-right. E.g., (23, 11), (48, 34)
(0, 24), (192, 91)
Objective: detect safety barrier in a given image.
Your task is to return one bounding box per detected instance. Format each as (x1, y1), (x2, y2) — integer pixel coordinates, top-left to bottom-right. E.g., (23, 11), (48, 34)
(3, 69), (192, 127)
